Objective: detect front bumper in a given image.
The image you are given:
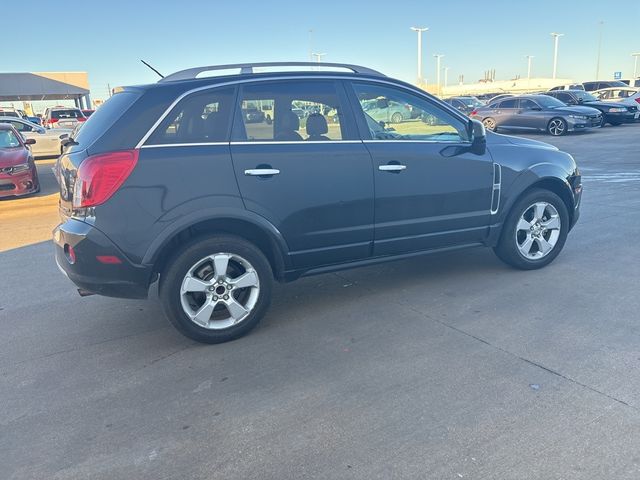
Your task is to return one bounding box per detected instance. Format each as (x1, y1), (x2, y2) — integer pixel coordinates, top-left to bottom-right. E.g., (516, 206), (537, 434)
(53, 218), (153, 299)
(0, 167), (39, 198)
(566, 116), (602, 132)
(603, 111), (637, 124)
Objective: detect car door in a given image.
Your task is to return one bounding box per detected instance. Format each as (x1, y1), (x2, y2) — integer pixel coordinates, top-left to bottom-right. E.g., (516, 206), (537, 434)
(346, 81), (494, 256)
(511, 98), (546, 130)
(492, 98), (519, 127)
(230, 79), (374, 269)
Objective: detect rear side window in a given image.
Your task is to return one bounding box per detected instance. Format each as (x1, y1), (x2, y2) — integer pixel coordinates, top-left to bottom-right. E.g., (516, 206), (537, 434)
(232, 81), (348, 142)
(147, 87), (235, 145)
(499, 99), (518, 108)
(51, 109), (83, 119)
(73, 91), (141, 149)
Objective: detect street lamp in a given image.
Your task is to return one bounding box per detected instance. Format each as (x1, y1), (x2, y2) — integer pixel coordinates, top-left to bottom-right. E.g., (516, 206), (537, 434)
(632, 53), (640, 79)
(443, 66), (449, 88)
(433, 54), (444, 93)
(410, 27), (428, 85)
(595, 21), (604, 80)
(312, 52), (326, 63)
(526, 55), (534, 90)
(550, 32), (564, 79)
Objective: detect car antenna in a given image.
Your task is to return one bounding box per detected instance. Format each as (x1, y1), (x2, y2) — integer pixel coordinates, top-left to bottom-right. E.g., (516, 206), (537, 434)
(140, 59), (164, 79)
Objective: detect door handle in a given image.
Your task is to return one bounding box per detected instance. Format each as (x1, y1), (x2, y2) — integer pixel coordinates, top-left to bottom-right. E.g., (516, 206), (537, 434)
(378, 164), (407, 172)
(244, 168), (280, 176)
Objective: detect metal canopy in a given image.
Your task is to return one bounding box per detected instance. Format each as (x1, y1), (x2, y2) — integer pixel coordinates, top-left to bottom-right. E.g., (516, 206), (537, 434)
(0, 73), (89, 101)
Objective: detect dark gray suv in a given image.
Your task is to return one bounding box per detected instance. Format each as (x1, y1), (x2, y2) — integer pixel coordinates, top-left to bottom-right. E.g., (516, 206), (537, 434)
(54, 62), (582, 343)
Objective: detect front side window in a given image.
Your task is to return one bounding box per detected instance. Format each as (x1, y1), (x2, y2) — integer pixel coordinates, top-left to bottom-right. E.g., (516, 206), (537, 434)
(233, 81), (346, 142)
(519, 99), (539, 109)
(352, 82), (469, 142)
(555, 93), (573, 104)
(147, 87), (235, 144)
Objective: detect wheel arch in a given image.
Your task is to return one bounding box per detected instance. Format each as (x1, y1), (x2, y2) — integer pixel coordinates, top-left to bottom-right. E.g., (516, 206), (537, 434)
(504, 176), (575, 225)
(146, 213), (290, 282)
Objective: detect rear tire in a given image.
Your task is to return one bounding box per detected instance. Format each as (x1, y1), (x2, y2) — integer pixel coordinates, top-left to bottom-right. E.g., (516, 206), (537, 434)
(493, 189), (569, 270)
(482, 117), (497, 132)
(391, 112), (403, 124)
(160, 235), (273, 344)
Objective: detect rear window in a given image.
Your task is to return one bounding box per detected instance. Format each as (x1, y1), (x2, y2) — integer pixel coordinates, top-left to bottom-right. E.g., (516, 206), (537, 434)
(51, 109), (84, 119)
(0, 110), (19, 118)
(73, 91), (141, 149)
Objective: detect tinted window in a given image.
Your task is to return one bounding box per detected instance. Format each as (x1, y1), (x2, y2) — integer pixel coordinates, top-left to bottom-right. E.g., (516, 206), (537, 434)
(499, 99), (518, 108)
(519, 99), (539, 109)
(74, 91), (141, 149)
(0, 110), (19, 118)
(6, 120), (34, 132)
(147, 87), (235, 144)
(555, 93), (573, 104)
(51, 109), (84, 119)
(352, 82), (469, 142)
(233, 81), (347, 141)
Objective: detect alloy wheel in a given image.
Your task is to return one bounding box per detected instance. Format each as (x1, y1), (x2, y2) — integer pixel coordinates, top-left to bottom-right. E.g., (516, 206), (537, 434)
(180, 253), (260, 329)
(548, 119), (566, 136)
(483, 118), (496, 131)
(515, 202), (562, 260)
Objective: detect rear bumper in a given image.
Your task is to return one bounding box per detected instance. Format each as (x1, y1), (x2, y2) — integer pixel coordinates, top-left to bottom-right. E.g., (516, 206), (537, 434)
(53, 218), (152, 299)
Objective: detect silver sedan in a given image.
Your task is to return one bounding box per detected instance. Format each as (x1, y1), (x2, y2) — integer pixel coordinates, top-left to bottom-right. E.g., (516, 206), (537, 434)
(0, 116), (73, 158)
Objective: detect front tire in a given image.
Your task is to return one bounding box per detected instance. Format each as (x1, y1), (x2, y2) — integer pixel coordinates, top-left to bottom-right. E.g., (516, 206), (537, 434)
(493, 189), (569, 270)
(482, 117), (497, 132)
(391, 112), (403, 124)
(547, 117), (567, 136)
(160, 235), (273, 343)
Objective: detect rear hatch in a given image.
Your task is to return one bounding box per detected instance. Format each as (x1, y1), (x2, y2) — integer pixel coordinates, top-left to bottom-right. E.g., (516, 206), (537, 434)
(56, 91), (142, 219)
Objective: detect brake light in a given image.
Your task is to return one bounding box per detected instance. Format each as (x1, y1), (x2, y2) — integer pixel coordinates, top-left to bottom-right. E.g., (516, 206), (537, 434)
(470, 109), (478, 116)
(77, 116), (87, 122)
(635, 98), (640, 104)
(73, 150), (139, 208)
(49, 118), (59, 124)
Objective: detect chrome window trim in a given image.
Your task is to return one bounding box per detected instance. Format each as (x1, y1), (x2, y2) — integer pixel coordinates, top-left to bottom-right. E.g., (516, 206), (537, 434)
(363, 139), (472, 145)
(136, 75), (461, 149)
(140, 142), (229, 149)
(230, 140), (362, 145)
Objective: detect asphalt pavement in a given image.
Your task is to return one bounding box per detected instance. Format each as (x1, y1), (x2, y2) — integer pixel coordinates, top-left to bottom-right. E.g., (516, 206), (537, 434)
(1, 123), (639, 479)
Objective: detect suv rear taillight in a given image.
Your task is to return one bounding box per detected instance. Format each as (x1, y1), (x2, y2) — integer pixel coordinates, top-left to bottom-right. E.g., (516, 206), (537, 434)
(49, 118), (59, 124)
(73, 150), (139, 208)
(635, 98), (640, 104)
(77, 116), (87, 122)
(470, 109), (478, 116)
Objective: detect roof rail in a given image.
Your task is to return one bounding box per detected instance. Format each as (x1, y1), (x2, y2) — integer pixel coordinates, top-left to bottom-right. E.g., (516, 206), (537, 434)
(159, 62), (385, 83)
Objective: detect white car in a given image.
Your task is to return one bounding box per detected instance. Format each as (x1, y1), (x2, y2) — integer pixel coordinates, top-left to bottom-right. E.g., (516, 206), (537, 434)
(0, 116), (73, 158)
(591, 87), (640, 110)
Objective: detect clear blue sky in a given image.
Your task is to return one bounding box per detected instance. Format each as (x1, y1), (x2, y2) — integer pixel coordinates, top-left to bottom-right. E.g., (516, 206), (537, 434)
(6, 0), (640, 100)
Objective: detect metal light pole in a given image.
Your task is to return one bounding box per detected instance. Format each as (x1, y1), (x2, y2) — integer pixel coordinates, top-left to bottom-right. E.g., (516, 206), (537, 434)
(550, 32), (564, 79)
(526, 55), (534, 90)
(443, 66), (449, 87)
(433, 54), (444, 94)
(410, 27), (428, 85)
(595, 21), (604, 80)
(312, 52), (326, 63)
(632, 53), (640, 79)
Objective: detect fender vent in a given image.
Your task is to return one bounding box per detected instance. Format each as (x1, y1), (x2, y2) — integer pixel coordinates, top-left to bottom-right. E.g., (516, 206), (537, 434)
(491, 164), (501, 214)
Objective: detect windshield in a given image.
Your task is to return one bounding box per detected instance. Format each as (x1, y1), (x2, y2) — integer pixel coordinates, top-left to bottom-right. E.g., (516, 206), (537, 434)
(52, 109), (84, 119)
(573, 91), (598, 102)
(0, 129), (21, 148)
(535, 96), (566, 108)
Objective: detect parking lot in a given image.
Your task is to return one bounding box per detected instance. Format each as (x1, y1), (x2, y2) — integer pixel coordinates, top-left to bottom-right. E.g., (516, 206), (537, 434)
(1, 123), (640, 479)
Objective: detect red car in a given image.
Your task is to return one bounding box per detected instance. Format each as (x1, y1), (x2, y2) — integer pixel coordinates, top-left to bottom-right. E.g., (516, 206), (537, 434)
(0, 124), (39, 198)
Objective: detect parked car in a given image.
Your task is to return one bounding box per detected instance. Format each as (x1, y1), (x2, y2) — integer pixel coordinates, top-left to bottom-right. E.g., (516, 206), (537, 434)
(54, 61), (582, 343)
(471, 95), (602, 135)
(0, 116), (73, 157)
(26, 116), (42, 125)
(543, 90), (638, 125)
(443, 96), (485, 115)
(582, 80), (628, 92)
(242, 106), (265, 123)
(590, 87), (640, 110)
(42, 106), (87, 129)
(549, 84), (585, 91)
(486, 93), (514, 104)
(0, 108), (20, 118)
(0, 124), (39, 198)
(362, 98), (412, 123)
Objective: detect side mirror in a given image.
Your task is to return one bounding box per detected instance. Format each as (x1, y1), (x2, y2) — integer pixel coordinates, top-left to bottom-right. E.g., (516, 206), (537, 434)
(24, 138), (36, 145)
(469, 119), (486, 155)
(379, 120), (386, 128)
(37, 128), (46, 134)
(576, 98), (583, 104)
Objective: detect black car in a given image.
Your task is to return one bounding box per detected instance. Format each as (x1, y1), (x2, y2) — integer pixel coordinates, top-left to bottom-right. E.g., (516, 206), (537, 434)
(54, 62), (582, 344)
(242, 106), (265, 123)
(544, 90), (637, 126)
